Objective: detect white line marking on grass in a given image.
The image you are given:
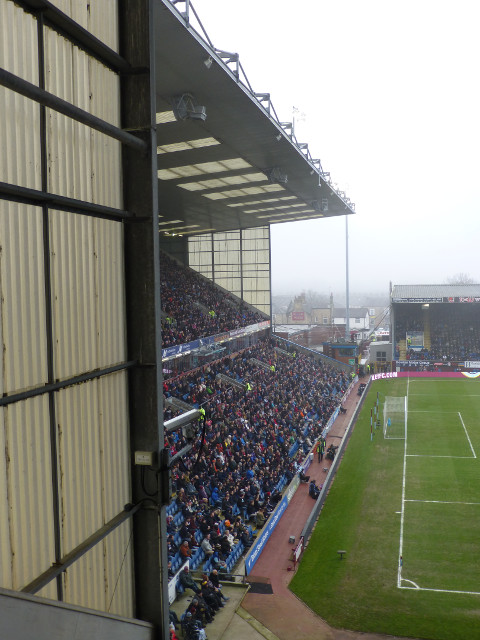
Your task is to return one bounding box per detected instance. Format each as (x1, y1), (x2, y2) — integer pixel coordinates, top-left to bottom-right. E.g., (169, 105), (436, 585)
(406, 454), (474, 459)
(402, 579), (420, 589)
(405, 499), (480, 505)
(409, 410), (458, 413)
(409, 392), (480, 396)
(398, 381), (409, 587)
(459, 412), (476, 458)
(397, 383), (480, 595)
(400, 585), (480, 596)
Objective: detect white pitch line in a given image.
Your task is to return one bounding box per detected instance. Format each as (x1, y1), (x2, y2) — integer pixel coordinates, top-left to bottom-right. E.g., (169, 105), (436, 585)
(399, 585), (480, 596)
(398, 381), (409, 587)
(405, 499), (480, 505)
(409, 409), (458, 413)
(406, 454), (474, 459)
(458, 412), (476, 458)
(409, 391), (480, 396)
(397, 383), (480, 595)
(402, 579), (419, 589)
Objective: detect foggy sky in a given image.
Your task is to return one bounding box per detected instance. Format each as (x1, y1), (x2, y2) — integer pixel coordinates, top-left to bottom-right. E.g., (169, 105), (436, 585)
(192, 0), (480, 295)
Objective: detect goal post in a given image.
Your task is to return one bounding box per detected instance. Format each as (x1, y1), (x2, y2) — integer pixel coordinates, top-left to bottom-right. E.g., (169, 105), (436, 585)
(383, 396), (407, 439)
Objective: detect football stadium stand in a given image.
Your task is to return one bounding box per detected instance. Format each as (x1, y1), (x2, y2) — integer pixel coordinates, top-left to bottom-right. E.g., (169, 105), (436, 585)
(392, 284), (480, 370)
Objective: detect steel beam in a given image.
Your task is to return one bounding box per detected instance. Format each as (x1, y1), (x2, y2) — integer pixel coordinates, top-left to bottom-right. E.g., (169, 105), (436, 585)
(12, 0), (131, 73)
(120, 1), (168, 638)
(21, 504), (142, 595)
(0, 68), (147, 153)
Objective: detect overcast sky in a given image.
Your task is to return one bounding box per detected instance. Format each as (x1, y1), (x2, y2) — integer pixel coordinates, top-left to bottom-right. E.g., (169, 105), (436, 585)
(191, 0), (480, 296)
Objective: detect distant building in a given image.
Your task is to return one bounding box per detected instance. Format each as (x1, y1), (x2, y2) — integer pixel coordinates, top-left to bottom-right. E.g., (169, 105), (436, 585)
(330, 307), (370, 331)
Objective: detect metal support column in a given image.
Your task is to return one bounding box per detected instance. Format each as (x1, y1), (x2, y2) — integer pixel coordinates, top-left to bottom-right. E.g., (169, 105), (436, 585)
(120, 1), (168, 639)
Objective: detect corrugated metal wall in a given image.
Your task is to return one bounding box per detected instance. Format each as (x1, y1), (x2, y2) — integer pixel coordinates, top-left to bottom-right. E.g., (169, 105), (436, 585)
(0, 0), (133, 618)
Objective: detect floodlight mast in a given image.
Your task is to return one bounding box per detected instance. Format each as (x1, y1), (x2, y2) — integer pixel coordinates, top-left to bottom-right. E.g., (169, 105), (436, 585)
(345, 216), (350, 342)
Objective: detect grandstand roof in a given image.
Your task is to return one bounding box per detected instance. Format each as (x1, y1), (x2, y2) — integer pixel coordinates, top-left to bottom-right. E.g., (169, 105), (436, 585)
(154, 1), (355, 237)
(391, 284), (480, 303)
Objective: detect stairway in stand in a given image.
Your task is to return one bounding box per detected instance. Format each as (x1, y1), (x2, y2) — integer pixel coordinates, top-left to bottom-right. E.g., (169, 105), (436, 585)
(423, 306), (431, 351)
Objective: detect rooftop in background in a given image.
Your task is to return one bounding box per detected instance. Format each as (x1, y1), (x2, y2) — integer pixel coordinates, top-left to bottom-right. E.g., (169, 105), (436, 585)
(154, 1), (355, 237)
(391, 284), (480, 303)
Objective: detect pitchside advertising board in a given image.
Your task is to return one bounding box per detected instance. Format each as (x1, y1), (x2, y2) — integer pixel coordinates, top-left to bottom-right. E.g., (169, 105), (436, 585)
(161, 320), (270, 361)
(372, 372), (480, 380)
(392, 297), (480, 303)
(245, 476), (300, 575)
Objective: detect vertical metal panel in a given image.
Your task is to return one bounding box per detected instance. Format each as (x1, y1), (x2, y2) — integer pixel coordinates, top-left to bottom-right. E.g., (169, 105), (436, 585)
(50, 0), (119, 52)
(103, 520), (134, 617)
(0, 2), (38, 82)
(49, 210), (97, 378)
(0, 408), (13, 588)
(44, 26), (93, 203)
(89, 74), (122, 209)
(63, 531), (105, 610)
(49, 211), (126, 377)
(97, 373), (130, 521)
(0, 203), (48, 394)
(97, 372), (132, 617)
(63, 519), (133, 615)
(56, 372), (132, 614)
(1, 0), (133, 619)
(94, 218), (127, 367)
(60, 382), (101, 536)
(0, 2), (41, 189)
(44, 26), (122, 208)
(1, 396), (56, 599)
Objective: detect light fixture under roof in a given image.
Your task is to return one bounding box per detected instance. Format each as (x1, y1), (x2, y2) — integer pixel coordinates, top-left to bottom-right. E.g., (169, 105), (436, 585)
(264, 167), (288, 185)
(172, 93), (207, 122)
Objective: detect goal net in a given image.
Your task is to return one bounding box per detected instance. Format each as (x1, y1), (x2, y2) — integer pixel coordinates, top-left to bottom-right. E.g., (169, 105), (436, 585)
(383, 396), (407, 439)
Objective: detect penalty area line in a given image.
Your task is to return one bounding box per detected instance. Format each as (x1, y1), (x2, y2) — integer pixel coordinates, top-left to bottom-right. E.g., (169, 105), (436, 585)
(459, 412), (476, 458)
(405, 499), (480, 505)
(399, 584), (480, 596)
(406, 454), (475, 458)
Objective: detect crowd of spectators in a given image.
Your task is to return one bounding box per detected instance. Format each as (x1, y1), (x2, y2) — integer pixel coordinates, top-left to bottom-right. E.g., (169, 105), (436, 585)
(395, 304), (480, 363)
(160, 253), (264, 349)
(160, 256), (351, 633)
(428, 306), (480, 361)
(164, 338), (349, 619)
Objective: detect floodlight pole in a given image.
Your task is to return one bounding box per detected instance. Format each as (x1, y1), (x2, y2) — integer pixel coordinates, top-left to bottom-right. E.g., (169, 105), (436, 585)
(345, 216), (350, 342)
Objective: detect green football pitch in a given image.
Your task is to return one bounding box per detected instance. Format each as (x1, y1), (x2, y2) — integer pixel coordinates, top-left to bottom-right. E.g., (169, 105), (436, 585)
(290, 377), (480, 640)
